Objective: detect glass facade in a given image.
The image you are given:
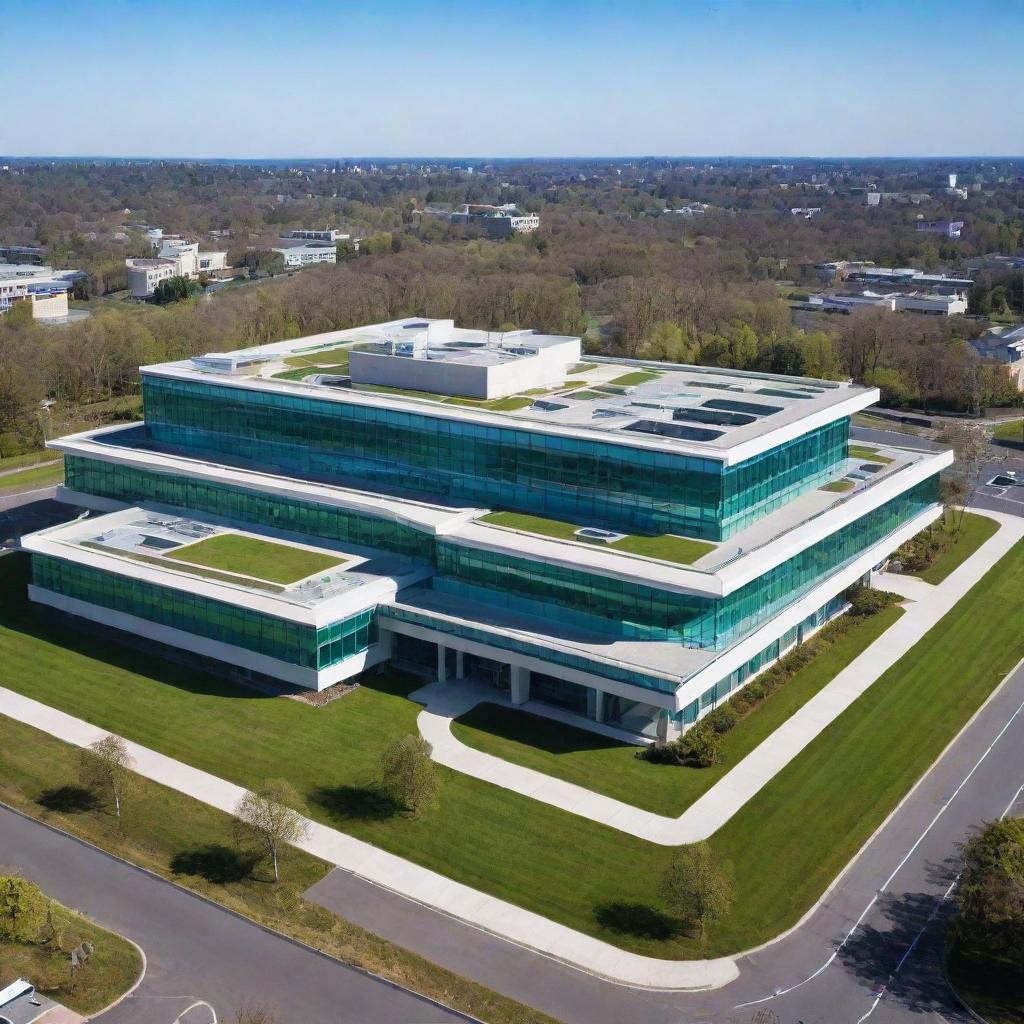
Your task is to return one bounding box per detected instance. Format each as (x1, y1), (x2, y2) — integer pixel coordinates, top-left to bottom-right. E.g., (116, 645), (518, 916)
(677, 593), (848, 724)
(31, 554), (377, 671)
(433, 475), (938, 649)
(63, 456), (433, 562)
(139, 376), (848, 540)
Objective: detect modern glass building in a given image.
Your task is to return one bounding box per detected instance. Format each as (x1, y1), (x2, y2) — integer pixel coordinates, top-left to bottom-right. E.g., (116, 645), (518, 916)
(27, 317), (952, 737)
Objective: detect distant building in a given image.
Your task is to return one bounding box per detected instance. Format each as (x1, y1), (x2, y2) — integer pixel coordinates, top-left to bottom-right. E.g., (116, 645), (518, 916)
(125, 237), (229, 297)
(808, 290), (967, 316)
(865, 192), (881, 206)
(790, 207), (822, 219)
(916, 219), (964, 238)
(0, 264), (82, 320)
(271, 240), (338, 268)
(280, 228), (350, 243)
(970, 325), (1024, 388)
(663, 203), (708, 216)
(427, 203), (540, 238)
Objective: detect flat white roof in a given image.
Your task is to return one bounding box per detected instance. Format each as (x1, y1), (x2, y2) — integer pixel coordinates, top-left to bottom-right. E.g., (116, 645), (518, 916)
(139, 317), (879, 465)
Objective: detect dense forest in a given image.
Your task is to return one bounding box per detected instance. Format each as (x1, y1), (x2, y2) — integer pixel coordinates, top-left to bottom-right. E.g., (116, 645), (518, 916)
(1, 157), (1022, 457)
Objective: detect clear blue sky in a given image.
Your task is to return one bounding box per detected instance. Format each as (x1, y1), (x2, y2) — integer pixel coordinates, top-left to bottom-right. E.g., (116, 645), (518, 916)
(2, 0), (1021, 158)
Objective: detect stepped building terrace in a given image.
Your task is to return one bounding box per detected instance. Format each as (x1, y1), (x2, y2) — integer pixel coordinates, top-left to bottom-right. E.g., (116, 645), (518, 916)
(28, 317), (952, 740)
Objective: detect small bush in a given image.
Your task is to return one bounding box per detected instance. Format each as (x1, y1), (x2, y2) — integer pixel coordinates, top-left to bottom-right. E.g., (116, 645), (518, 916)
(847, 584), (899, 617)
(703, 705), (738, 734)
(680, 727), (722, 767)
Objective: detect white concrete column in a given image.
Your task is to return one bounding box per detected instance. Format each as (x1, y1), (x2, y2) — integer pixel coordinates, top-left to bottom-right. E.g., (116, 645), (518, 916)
(437, 644), (448, 683)
(594, 689), (605, 723)
(455, 650), (465, 680)
(510, 665), (530, 705)
(377, 628), (394, 659)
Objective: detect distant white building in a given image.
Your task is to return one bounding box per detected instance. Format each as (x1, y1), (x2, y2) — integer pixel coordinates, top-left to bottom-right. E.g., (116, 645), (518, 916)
(916, 219), (965, 238)
(426, 203), (540, 237)
(663, 203), (708, 216)
(125, 237), (229, 297)
(808, 290), (967, 316)
(271, 240), (338, 268)
(0, 264), (82, 320)
(280, 228), (350, 243)
(791, 207), (822, 219)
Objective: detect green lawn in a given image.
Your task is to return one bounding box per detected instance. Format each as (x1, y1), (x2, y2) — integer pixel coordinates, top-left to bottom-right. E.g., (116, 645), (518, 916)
(167, 534), (345, 584)
(0, 460), (64, 493)
(849, 445), (894, 464)
(2, 538), (1022, 959)
(481, 511), (715, 564)
(911, 512), (1000, 585)
(821, 480), (854, 492)
(608, 371), (662, 387)
(0, 450), (61, 472)
(992, 419), (1024, 443)
(0, 897), (141, 1015)
(452, 603), (904, 816)
(0, 715), (552, 1024)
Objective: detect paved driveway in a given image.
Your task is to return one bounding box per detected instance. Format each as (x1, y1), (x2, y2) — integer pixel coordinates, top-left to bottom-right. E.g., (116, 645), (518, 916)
(0, 807), (468, 1024)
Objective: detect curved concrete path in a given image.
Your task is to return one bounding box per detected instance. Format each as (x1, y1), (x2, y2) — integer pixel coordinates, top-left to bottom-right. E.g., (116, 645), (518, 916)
(417, 510), (1024, 845)
(0, 685), (738, 991)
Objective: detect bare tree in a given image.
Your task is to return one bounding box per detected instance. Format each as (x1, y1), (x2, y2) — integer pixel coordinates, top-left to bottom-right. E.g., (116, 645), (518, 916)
(234, 1004), (278, 1024)
(235, 780), (309, 883)
(79, 734), (134, 823)
(942, 423), (997, 531)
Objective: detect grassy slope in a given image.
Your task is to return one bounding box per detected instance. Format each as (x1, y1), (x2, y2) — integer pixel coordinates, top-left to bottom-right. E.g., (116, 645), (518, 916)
(0, 900), (141, 1015)
(481, 511), (715, 565)
(0, 461), (64, 493)
(167, 534), (344, 584)
(1, 539), (1022, 958)
(0, 450), (62, 472)
(992, 419), (1024, 442)
(452, 603), (903, 816)
(912, 512), (1000, 585)
(0, 716), (553, 1024)
(849, 445), (894, 464)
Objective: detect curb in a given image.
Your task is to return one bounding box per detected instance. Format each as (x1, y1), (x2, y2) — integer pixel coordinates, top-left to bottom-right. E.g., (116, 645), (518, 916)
(0, 801), (484, 1024)
(86, 933), (147, 1021)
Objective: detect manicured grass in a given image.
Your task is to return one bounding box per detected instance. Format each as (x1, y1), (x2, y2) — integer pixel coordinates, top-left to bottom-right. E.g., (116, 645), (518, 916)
(481, 511), (581, 541)
(0, 895), (141, 1015)
(0, 460), (64, 492)
(992, 418), (1024, 443)
(452, 604), (904, 816)
(284, 347), (351, 370)
(608, 533), (715, 563)
(0, 716), (553, 1024)
(569, 362), (598, 374)
(167, 533), (344, 584)
(911, 511), (1000, 585)
(2, 539), (1022, 958)
(821, 479), (854, 492)
(0, 450), (61, 472)
(608, 371), (662, 386)
(849, 444), (894, 464)
(948, 944), (1024, 1024)
(481, 511), (715, 564)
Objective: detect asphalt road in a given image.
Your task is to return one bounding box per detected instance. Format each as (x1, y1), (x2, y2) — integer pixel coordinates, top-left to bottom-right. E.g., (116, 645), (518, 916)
(0, 807), (468, 1024)
(970, 453), (1024, 519)
(309, 655), (1024, 1024)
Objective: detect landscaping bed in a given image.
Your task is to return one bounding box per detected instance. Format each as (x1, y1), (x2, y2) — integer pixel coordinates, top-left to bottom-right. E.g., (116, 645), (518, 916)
(453, 599), (904, 817)
(896, 511), (998, 585)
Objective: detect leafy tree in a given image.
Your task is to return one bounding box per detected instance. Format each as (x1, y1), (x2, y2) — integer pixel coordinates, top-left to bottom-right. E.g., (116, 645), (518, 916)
(0, 875), (47, 943)
(79, 734), (134, 823)
(660, 842), (734, 945)
(152, 275), (200, 305)
(235, 779), (309, 882)
(380, 735), (440, 817)
(955, 818), (1024, 971)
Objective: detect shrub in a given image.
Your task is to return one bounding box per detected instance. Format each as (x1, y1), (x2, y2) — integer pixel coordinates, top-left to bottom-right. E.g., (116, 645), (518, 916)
(703, 705), (739, 734)
(680, 727), (722, 768)
(847, 585), (899, 617)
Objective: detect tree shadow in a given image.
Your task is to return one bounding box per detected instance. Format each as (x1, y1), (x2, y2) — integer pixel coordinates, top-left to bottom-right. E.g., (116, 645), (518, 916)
(594, 901), (686, 941)
(308, 784), (399, 821)
(836, 888), (963, 1016)
(170, 844), (260, 884)
(36, 785), (100, 813)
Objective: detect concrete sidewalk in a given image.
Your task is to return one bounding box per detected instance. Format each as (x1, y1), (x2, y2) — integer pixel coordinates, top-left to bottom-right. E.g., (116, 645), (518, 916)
(0, 685), (739, 991)
(416, 511), (1024, 845)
